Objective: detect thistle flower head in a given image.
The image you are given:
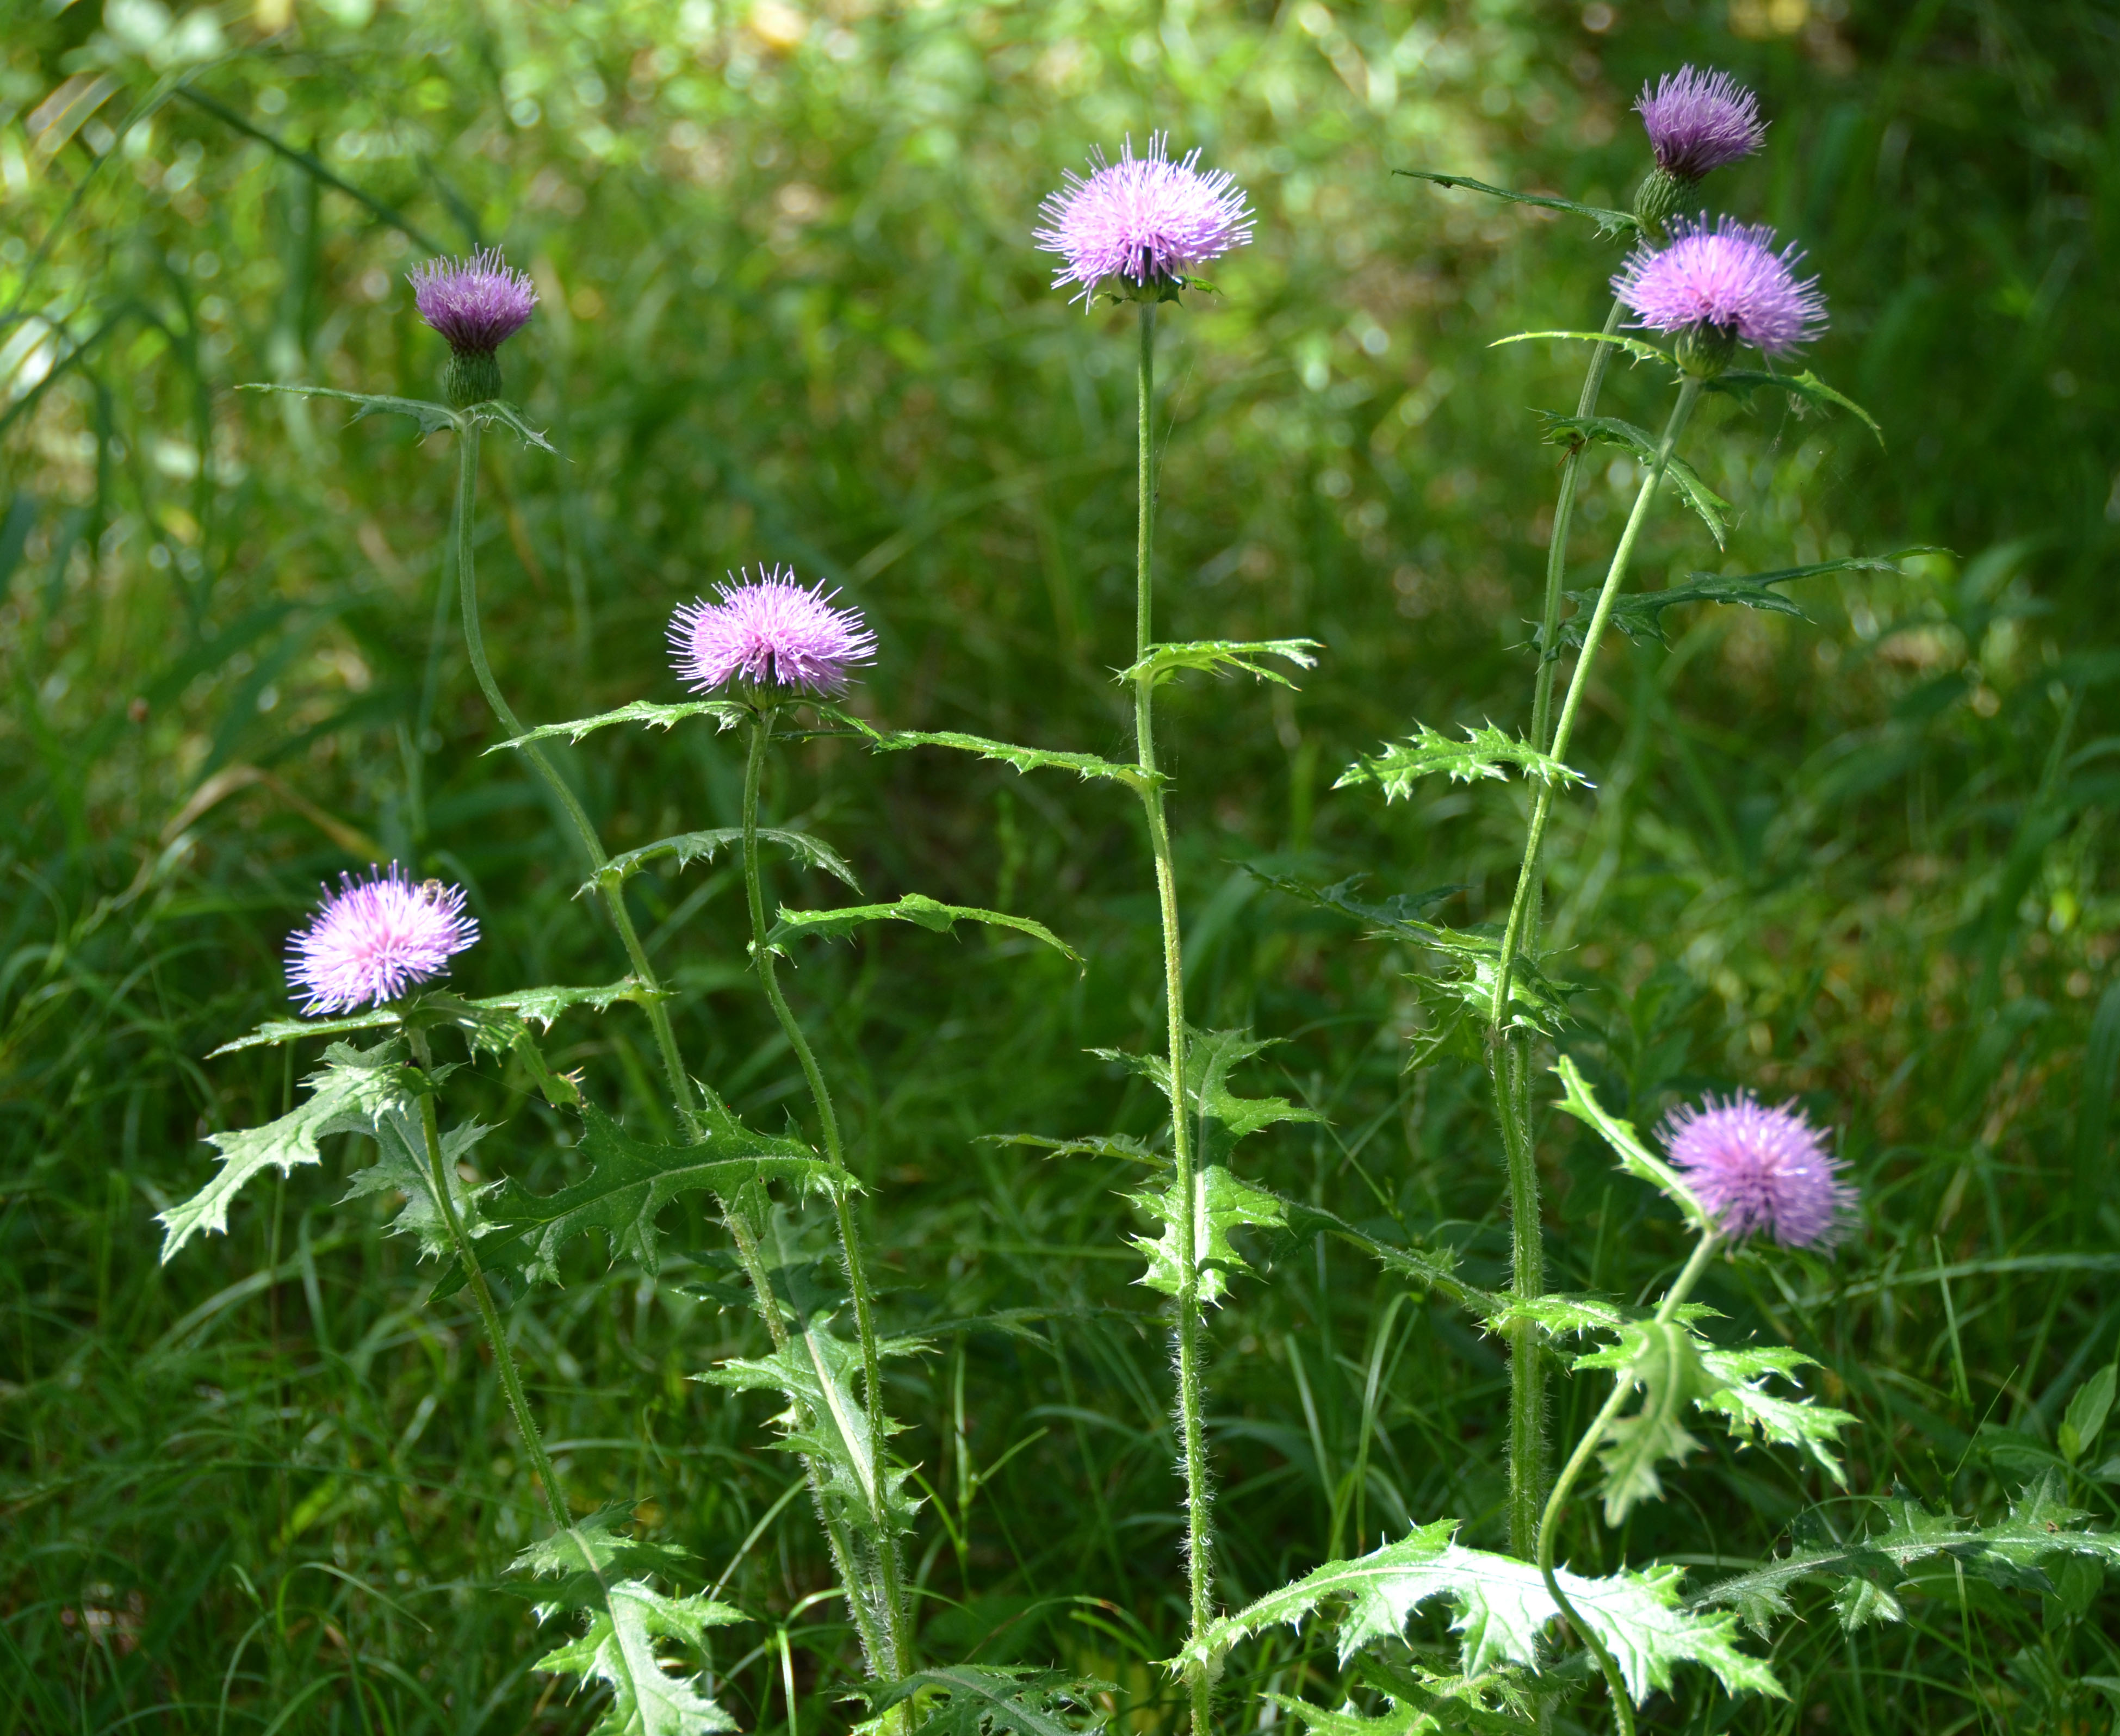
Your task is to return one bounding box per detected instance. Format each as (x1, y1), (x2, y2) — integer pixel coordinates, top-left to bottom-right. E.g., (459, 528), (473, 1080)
(1035, 132), (1254, 307)
(669, 567), (877, 698)
(1635, 66), (1766, 181)
(287, 866), (479, 1015)
(1614, 215), (1827, 363)
(407, 247), (539, 356)
(1660, 1092), (1854, 1248)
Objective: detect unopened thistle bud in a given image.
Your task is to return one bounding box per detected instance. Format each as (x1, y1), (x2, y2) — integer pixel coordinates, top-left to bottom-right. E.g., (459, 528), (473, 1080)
(1631, 67), (1766, 236)
(407, 247), (539, 408)
(1613, 215), (1826, 377)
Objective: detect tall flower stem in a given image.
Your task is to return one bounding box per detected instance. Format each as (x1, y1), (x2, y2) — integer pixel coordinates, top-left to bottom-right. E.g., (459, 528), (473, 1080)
(1535, 1232), (1721, 1736)
(1488, 372), (1703, 1561)
(741, 708), (912, 1684)
(1129, 301), (1214, 1736)
(449, 419), (888, 1671)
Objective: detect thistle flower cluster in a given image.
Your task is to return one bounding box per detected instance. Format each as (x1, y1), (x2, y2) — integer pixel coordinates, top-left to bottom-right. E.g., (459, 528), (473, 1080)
(1615, 214), (1827, 369)
(1660, 1092), (1853, 1248)
(408, 247), (539, 407)
(287, 865), (478, 1014)
(669, 568), (877, 697)
(1035, 132), (1254, 307)
(1637, 67), (1767, 182)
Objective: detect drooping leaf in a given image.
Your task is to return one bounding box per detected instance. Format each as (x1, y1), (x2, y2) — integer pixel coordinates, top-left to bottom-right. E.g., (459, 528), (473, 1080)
(1706, 367), (1883, 446)
(1127, 1164), (1288, 1305)
(340, 1107), (495, 1262)
(159, 1039), (414, 1260)
(593, 827), (861, 894)
(1540, 551), (1945, 652)
(1576, 1320), (1720, 1524)
(1335, 725), (1586, 801)
(1534, 413), (1730, 548)
(1180, 1520), (1781, 1704)
(1490, 330), (1669, 367)
(1689, 1475), (2120, 1638)
(830, 712), (1160, 792)
(1396, 170), (1639, 238)
(1244, 866), (1468, 938)
(489, 698), (749, 752)
(764, 892), (1080, 967)
(1550, 1057), (1709, 1230)
(1119, 638), (1324, 689)
(461, 1098), (838, 1289)
(236, 381), (457, 439)
(862, 1665), (1113, 1736)
(532, 1579), (747, 1736)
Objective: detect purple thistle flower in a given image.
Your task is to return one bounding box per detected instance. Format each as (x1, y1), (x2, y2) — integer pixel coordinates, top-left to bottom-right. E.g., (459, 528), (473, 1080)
(1635, 66), (1766, 181)
(407, 247), (539, 356)
(1613, 215), (1827, 359)
(669, 567), (877, 698)
(1035, 132), (1254, 307)
(287, 866), (479, 1015)
(1660, 1092), (1854, 1248)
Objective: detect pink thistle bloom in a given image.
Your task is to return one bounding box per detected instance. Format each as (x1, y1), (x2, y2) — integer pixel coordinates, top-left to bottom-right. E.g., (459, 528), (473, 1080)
(1660, 1092), (1855, 1248)
(407, 247), (538, 356)
(1035, 132), (1254, 307)
(287, 866), (479, 1015)
(1613, 215), (1827, 358)
(1635, 66), (1766, 181)
(669, 567), (877, 697)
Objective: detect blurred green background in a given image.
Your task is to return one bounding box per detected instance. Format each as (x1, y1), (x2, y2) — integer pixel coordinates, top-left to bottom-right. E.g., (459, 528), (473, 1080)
(4, 0), (2118, 1729)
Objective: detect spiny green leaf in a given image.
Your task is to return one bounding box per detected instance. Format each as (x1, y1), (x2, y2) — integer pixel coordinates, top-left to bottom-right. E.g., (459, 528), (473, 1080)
(1181, 1520), (1781, 1704)
(1539, 551), (1945, 652)
(532, 1578), (747, 1736)
(1335, 724), (1586, 800)
(209, 980), (655, 1057)
(1274, 1195), (1478, 1309)
(1269, 1666), (1535, 1736)
(463, 1098), (837, 1289)
(1092, 1026), (1324, 1162)
(593, 827), (861, 895)
(830, 712), (1160, 792)
(1551, 1057), (1709, 1230)
(1689, 1475), (2120, 1637)
(986, 1131), (1164, 1167)
(1534, 413), (1729, 548)
(1490, 330), (1670, 366)
(700, 1315), (920, 1542)
(513, 1508), (695, 1595)
(1127, 1164), (1287, 1305)
(764, 892), (1080, 967)
(1397, 170), (1639, 238)
(1707, 367), (1883, 446)
(488, 698), (749, 752)
(1119, 638), (1323, 689)
(1244, 866), (1468, 939)
(863, 1665), (1113, 1736)
(237, 382), (458, 438)
(340, 1108), (495, 1262)
(1397, 928), (1579, 1063)
(2061, 1364), (2117, 1464)
(1579, 1320), (1719, 1524)
(159, 1039), (414, 1261)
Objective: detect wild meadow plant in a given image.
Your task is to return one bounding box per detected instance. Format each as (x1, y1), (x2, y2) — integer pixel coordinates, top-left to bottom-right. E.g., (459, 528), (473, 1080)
(146, 70), (2120, 1736)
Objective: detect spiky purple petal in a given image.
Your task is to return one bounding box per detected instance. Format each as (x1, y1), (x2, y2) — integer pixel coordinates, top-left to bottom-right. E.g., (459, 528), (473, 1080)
(1034, 132), (1254, 307)
(1636, 66), (1766, 179)
(1660, 1092), (1854, 1248)
(288, 866), (479, 1015)
(1613, 215), (1827, 357)
(407, 247), (538, 355)
(669, 568), (877, 697)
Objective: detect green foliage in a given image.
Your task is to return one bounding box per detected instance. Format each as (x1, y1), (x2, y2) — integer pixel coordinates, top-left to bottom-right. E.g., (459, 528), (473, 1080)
(863, 1665), (1113, 1736)
(597, 826), (861, 894)
(1538, 551), (1944, 652)
(492, 699), (749, 750)
(1404, 927), (1578, 1063)
(209, 980), (656, 1056)
(763, 892), (1080, 966)
(1395, 171), (1638, 238)
(236, 382), (557, 452)
(1533, 413), (1730, 548)
(1335, 724), (1585, 799)
(1119, 638), (1323, 689)
(1269, 1668), (1534, 1735)
(1490, 330), (1670, 365)
(531, 1578), (747, 1736)
(1549, 1056), (1709, 1230)
(833, 715), (1161, 792)
(1127, 1163), (1287, 1305)
(340, 1105), (494, 1262)
(1242, 867), (1468, 936)
(2060, 1364), (2116, 1464)
(1181, 1519), (1780, 1704)
(1705, 368), (1883, 445)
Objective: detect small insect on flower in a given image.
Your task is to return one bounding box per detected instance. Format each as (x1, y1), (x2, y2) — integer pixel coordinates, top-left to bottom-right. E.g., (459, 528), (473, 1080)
(1613, 215), (1827, 367)
(407, 247), (540, 356)
(1035, 132), (1254, 307)
(1635, 66), (1766, 182)
(287, 865), (479, 1015)
(1660, 1092), (1855, 1248)
(669, 567), (878, 698)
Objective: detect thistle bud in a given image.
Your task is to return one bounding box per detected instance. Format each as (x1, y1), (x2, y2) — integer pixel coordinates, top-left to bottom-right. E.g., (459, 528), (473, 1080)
(406, 247), (538, 408)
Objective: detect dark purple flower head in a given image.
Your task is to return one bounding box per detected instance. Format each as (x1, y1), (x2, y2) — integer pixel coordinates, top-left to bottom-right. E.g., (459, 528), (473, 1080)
(288, 866), (478, 1015)
(669, 568), (877, 697)
(1660, 1092), (1854, 1248)
(1635, 66), (1766, 181)
(1035, 132), (1254, 307)
(1614, 215), (1827, 360)
(407, 247), (538, 356)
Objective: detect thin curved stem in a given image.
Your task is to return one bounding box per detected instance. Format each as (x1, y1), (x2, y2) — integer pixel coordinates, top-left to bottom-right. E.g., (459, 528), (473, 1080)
(1129, 301), (1214, 1736)
(1535, 1233), (1721, 1736)
(742, 710), (912, 1683)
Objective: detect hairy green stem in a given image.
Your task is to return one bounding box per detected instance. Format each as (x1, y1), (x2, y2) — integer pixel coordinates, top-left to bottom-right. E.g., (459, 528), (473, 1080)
(742, 710), (912, 1683)
(1536, 1232), (1721, 1736)
(1493, 301), (1631, 1564)
(1129, 301), (1214, 1736)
